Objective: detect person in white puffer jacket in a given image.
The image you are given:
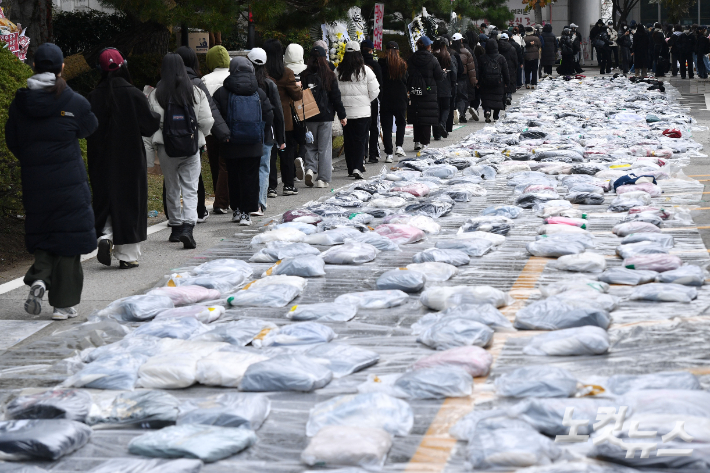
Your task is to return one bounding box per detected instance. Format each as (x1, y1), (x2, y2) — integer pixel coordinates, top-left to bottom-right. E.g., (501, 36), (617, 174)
(337, 41), (379, 179)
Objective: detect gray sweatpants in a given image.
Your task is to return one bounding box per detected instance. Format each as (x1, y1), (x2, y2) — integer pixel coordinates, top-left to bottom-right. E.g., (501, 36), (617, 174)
(304, 121), (333, 184)
(157, 145), (201, 226)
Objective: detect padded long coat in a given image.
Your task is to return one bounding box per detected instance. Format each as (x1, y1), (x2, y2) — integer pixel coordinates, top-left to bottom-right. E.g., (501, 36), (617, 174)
(406, 49), (444, 126)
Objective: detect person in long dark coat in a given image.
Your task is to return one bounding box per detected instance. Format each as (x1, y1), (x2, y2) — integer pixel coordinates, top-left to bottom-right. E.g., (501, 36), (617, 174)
(87, 49), (160, 269)
(5, 43), (98, 319)
(432, 38), (457, 140)
(540, 24), (557, 76)
(497, 34), (517, 105)
(407, 36), (443, 151)
(477, 39), (509, 123)
(378, 41), (408, 161)
(632, 23), (649, 77)
(557, 28), (576, 75)
(696, 26), (709, 78)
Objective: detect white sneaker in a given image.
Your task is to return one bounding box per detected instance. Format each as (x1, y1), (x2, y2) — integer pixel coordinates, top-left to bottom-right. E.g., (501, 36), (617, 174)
(250, 207), (264, 217)
(421, 144), (429, 151)
(469, 107), (479, 121)
(315, 180), (327, 188)
(305, 169), (315, 187)
(385, 154), (393, 163)
(453, 110), (460, 124)
(52, 307), (78, 320)
(353, 169), (364, 179)
(414, 142), (422, 151)
(240, 213), (252, 226)
(295, 157), (305, 181)
(395, 146), (406, 157)
(232, 209), (241, 223)
(25, 280), (46, 315)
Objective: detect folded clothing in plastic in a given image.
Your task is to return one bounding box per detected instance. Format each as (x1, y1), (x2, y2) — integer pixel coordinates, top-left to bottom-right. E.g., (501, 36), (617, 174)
(412, 248), (470, 266)
(303, 227), (362, 246)
(480, 205), (524, 219)
(262, 256), (326, 277)
(273, 221), (318, 235)
(149, 286), (221, 306)
(191, 319), (277, 346)
(457, 230), (507, 246)
(436, 303), (514, 331)
(301, 426), (392, 469)
(177, 393), (271, 430)
(167, 274), (246, 295)
(282, 208), (322, 224)
(629, 282), (698, 302)
(459, 216), (513, 235)
(320, 241), (379, 265)
(0, 419), (92, 460)
(391, 183), (430, 197)
(612, 221), (661, 237)
(228, 275), (307, 307)
(656, 264), (707, 286)
(567, 192), (605, 205)
(344, 232), (401, 251)
(436, 238), (494, 257)
(138, 351), (207, 390)
(413, 346), (492, 377)
(334, 290), (409, 309)
(240, 355), (332, 392)
(154, 305), (225, 324)
(287, 303), (358, 322)
(420, 285), (511, 311)
(128, 424), (257, 462)
(527, 237), (587, 257)
(130, 317), (209, 340)
(406, 262), (457, 282)
(87, 458), (204, 473)
(623, 254), (682, 272)
(404, 200), (454, 218)
(417, 317), (494, 350)
(261, 322), (335, 347)
(306, 343), (379, 378)
(88, 390), (180, 427)
(514, 299), (610, 330)
(615, 241), (669, 259)
(607, 371), (702, 395)
(63, 353), (147, 390)
(375, 269), (426, 293)
(620, 232), (674, 248)
(538, 223), (589, 235)
(374, 224), (425, 244)
(495, 366), (579, 398)
(100, 294), (175, 322)
(5, 389), (91, 423)
(467, 428), (562, 471)
(555, 252), (606, 272)
(251, 228), (306, 245)
(195, 351), (269, 388)
(523, 326), (610, 356)
(394, 367), (473, 399)
(598, 267), (658, 285)
(588, 434), (710, 470)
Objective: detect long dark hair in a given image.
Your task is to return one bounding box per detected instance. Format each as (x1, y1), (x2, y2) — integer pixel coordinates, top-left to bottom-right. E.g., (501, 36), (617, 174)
(305, 55), (335, 91)
(174, 45), (201, 77)
(385, 48), (406, 80)
(34, 63), (66, 98)
(254, 63), (268, 89)
(156, 53), (196, 109)
(263, 39), (285, 81)
(337, 51), (366, 81)
(99, 62), (133, 113)
(433, 40), (451, 69)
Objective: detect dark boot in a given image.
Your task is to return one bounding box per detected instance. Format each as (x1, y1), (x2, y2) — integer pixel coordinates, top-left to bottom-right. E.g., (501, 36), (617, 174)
(179, 224), (197, 249)
(169, 224), (183, 242)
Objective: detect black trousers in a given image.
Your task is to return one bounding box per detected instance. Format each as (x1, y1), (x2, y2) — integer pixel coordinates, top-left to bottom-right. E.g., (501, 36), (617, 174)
(684, 53), (694, 78)
(226, 156), (260, 214)
(543, 65), (553, 75)
(343, 117), (370, 174)
(611, 46), (619, 67)
(381, 109), (405, 155)
(292, 122), (306, 159)
(269, 130), (295, 189)
(413, 124), (431, 145)
(366, 100), (380, 160)
(470, 87), (480, 109)
(447, 94), (455, 131)
(24, 249), (83, 308)
(599, 48), (611, 73)
(432, 97), (450, 140)
(524, 60), (539, 85)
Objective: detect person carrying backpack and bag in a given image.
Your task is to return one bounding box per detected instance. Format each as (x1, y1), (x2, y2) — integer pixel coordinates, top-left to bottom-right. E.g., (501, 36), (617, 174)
(477, 39), (510, 123)
(212, 57), (274, 226)
(147, 53), (214, 249)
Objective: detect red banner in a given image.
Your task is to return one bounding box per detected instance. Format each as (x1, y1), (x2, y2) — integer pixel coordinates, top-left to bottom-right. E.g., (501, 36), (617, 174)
(374, 3), (384, 50)
(0, 32), (19, 52)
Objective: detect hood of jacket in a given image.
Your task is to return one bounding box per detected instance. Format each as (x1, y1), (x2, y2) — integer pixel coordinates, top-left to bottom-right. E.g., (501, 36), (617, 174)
(13, 86), (73, 119)
(543, 24), (552, 33)
(206, 45), (230, 71)
(498, 39), (512, 54)
(185, 66), (199, 81)
(410, 49), (434, 68)
(224, 57), (258, 96)
(285, 44), (307, 75)
(485, 39), (500, 55)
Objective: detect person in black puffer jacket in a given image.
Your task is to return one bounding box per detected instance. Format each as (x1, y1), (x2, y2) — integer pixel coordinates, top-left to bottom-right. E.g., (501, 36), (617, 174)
(632, 23), (650, 77)
(497, 34), (517, 105)
(540, 23), (557, 76)
(477, 39), (509, 123)
(407, 36), (443, 151)
(557, 28), (576, 75)
(618, 26), (632, 75)
(432, 38), (457, 140)
(361, 39), (383, 163)
(6, 43), (99, 319)
(378, 41), (408, 161)
(652, 23), (669, 77)
(697, 26), (709, 78)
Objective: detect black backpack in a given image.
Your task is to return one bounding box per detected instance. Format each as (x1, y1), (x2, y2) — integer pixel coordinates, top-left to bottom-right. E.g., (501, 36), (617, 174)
(481, 56), (502, 87)
(163, 100), (199, 158)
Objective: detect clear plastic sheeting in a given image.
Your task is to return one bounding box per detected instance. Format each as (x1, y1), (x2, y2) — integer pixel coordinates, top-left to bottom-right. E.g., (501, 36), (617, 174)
(0, 419), (92, 460)
(494, 366), (579, 398)
(240, 355), (333, 392)
(177, 393), (271, 429)
(86, 458), (204, 473)
(522, 326), (610, 356)
(607, 371), (701, 394)
(598, 267), (658, 285)
(334, 290), (409, 309)
(5, 389), (92, 422)
(466, 428), (563, 471)
(301, 426), (392, 469)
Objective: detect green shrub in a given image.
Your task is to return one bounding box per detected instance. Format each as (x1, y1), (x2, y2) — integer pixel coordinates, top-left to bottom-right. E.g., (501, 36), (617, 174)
(67, 53), (164, 97)
(53, 11), (136, 57)
(0, 47), (33, 217)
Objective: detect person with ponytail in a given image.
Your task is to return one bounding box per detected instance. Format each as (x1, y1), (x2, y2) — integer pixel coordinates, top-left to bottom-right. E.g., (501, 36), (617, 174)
(87, 48), (160, 270)
(6, 43), (99, 320)
(377, 41), (408, 162)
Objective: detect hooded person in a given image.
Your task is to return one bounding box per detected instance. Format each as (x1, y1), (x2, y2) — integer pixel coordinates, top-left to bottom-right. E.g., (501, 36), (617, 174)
(284, 43), (307, 79)
(314, 40), (336, 70)
(360, 38), (383, 164)
(540, 24), (557, 75)
(496, 33), (517, 104)
(432, 37), (457, 140)
(451, 32), (478, 123)
(87, 48), (160, 271)
(618, 25), (632, 75)
(652, 22), (669, 76)
(631, 22), (650, 77)
(523, 26), (542, 88)
(5, 43), (99, 320)
(283, 43), (308, 186)
(406, 35), (443, 152)
(556, 28), (577, 76)
(202, 45), (232, 214)
(477, 39), (509, 123)
(212, 57), (274, 225)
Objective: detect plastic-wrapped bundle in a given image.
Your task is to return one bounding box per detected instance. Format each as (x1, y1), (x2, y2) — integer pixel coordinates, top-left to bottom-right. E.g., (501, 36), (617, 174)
(326, 195), (364, 208)
(0, 419), (92, 460)
(436, 304), (514, 331)
(301, 426), (392, 469)
(615, 241), (668, 259)
(335, 290), (409, 309)
(480, 205), (523, 219)
(87, 390), (180, 427)
(539, 278), (609, 297)
(607, 371), (701, 395)
(227, 275), (307, 307)
(413, 346), (492, 377)
(130, 317), (209, 340)
(624, 254), (682, 272)
(62, 353), (147, 390)
(344, 232), (400, 251)
(307, 392), (412, 438)
(250, 242), (320, 263)
(436, 238), (493, 257)
(404, 200), (454, 218)
(612, 221), (661, 237)
(274, 221), (318, 235)
(534, 149), (584, 161)
(656, 264), (707, 286)
(537, 224), (589, 235)
(394, 367), (473, 399)
(354, 180), (395, 194)
(522, 326), (610, 356)
(555, 252), (606, 272)
(240, 355), (332, 392)
(319, 241), (379, 265)
(450, 408), (535, 441)
(167, 274), (247, 295)
(459, 216), (513, 235)
(567, 192), (605, 205)
(527, 238), (587, 257)
(194, 351), (269, 388)
(535, 232), (595, 248)
(495, 366), (578, 398)
(514, 300), (610, 330)
(306, 203), (350, 218)
(617, 182), (662, 197)
(148, 286), (221, 307)
(412, 248), (470, 266)
(287, 303), (358, 322)
(5, 389), (92, 423)
(571, 163), (607, 175)
(262, 257), (326, 277)
(617, 212), (664, 227)
(303, 227), (361, 246)
(191, 319), (277, 346)
(81, 336), (163, 364)
(543, 216), (586, 228)
(282, 208), (322, 224)
(422, 164), (457, 179)
(261, 322), (335, 347)
(629, 283), (698, 302)
(87, 458), (204, 473)
(417, 318), (494, 350)
(250, 227), (306, 245)
(549, 288), (619, 312)
(587, 434), (710, 470)
(376, 269), (426, 293)
(467, 429), (562, 471)
(516, 191), (560, 209)
(397, 215), (441, 234)
(598, 267), (658, 285)
(465, 164), (497, 179)
(138, 349), (217, 390)
(628, 206), (672, 219)
(620, 232), (674, 247)
(100, 294), (175, 322)
(391, 183), (430, 197)
(420, 285), (510, 311)
(406, 262), (457, 281)
(128, 424), (257, 462)
(367, 196), (407, 208)
(306, 344), (380, 378)
(190, 258), (253, 277)
(374, 224), (425, 244)
(568, 183), (604, 195)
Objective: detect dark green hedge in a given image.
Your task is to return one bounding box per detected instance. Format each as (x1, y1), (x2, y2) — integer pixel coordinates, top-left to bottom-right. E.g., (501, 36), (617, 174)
(53, 10), (137, 57)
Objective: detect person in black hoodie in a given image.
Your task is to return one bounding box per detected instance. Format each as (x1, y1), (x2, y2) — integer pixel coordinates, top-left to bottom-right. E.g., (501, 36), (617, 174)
(212, 57), (274, 226)
(697, 26), (709, 78)
(6, 43), (99, 320)
(618, 26), (632, 75)
(632, 23), (649, 77)
(477, 39), (509, 123)
(361, 39), (383, 164)
(432, 38), (456, 140)
(557, 28), (576, 75)
(497, 33), (517, 105)
(540, 24), (557, 76)
(407, 36), (444, 152)
(652, 23), (669, 77)
(378, 41), (408, 162)
(88, 48), (160, 270)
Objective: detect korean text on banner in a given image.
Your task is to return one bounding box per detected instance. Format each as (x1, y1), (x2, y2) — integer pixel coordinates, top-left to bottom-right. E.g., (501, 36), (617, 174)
(374, 4), (384, 50)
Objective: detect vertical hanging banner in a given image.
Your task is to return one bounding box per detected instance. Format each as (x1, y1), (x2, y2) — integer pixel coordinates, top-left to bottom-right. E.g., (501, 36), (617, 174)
(373, 3), (384, 50)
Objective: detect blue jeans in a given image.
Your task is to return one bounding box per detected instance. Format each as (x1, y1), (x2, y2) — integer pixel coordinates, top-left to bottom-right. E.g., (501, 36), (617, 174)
(704, 56), (710, 77)
(259, 144), (272, 208)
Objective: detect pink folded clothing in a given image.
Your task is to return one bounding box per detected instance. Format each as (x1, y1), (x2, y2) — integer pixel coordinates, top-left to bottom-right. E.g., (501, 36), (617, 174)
(282, 209), (322, 224)
(616, 182), (662, 197)
(374, 224), (425, 244)
(413, 346), (493, 377)
(391, 183), (430, 197)
(544, 217), (586, 228)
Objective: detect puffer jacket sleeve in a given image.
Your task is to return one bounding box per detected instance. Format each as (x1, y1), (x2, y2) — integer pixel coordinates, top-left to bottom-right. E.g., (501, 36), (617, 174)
(432, 56), (444, 82)
(259, 88), (274, 132)
(196, 78), (230, 141)
(195, 87), (215, 140)
(499, 56), (511, 88)
(74, 94), (99, 139)
(329, 79), (347, 121)
(366, 67), (380, 103)
(267, 79), (285, 146)
(468, 52), (478, 86)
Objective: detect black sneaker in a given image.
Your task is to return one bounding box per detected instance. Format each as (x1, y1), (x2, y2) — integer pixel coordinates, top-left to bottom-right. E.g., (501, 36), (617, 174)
(97, 239), (112, 266)
(283, 186), (298, 195)
(168, 225), (183, 242)
(267, 188), (277, 198)
(368, 158), (379, 164)
(353, 169), (364, 179)
(119, 260), (139, 269)
(460, 116), (468, 123)
(179, 224), (197, 249)
(484, 111), (492, 123)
